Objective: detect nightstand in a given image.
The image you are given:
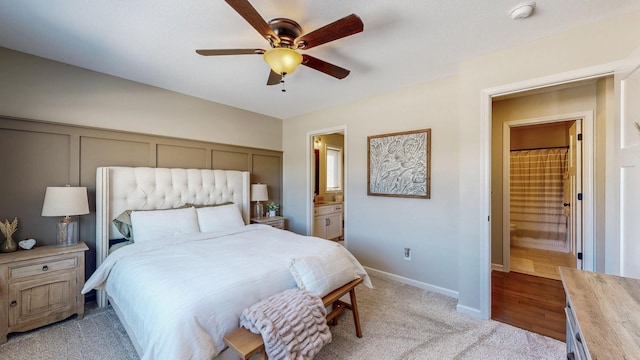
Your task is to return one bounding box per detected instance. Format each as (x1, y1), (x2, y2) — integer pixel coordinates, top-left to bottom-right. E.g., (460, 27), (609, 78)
(0, 242), (88, 344)
(250, 216), (286, 230)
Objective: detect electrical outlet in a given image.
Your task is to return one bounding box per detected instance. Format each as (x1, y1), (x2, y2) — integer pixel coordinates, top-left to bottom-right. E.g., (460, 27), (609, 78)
(404, 247), (411, 261)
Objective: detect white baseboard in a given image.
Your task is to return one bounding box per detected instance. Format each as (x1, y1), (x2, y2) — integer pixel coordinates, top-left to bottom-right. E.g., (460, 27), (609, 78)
(491, 263), (504, 272)
(456, 303), (482, 318)
(364, 266), (459, 299)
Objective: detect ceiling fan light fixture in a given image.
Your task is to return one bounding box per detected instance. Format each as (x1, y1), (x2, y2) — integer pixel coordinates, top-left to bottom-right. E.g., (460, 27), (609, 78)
(263, 48), (303, 75)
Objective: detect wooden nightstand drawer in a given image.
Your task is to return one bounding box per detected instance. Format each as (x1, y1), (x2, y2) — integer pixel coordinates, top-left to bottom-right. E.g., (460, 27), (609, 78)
(9, 257), (77, 279)
(263, 219), (284, 229)
(250, 216), (286, 230)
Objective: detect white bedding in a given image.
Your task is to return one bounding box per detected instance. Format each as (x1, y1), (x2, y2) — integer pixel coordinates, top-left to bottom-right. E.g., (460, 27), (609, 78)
(83, 224), (370, 360)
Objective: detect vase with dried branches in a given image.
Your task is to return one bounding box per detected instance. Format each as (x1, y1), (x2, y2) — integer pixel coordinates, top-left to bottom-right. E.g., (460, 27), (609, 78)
(0, 217), (18, 253)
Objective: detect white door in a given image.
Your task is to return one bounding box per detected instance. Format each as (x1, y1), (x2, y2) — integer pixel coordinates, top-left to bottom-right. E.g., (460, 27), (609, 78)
(568, 120), (583, 269)
(617, 53), (640, 279)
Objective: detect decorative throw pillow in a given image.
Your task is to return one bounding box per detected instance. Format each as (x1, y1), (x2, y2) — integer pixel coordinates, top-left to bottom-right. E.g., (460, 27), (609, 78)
(288, 246), (358, 298)
(112, 209), (135, 240)
(130, 207), (200, 243)
(196, 203), (245, 233)
(112, 204), (192, 241)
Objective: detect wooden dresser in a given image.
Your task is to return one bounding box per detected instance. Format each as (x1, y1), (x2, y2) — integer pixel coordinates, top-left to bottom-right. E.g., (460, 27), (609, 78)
(559, 267), (640, 360)
(0, 242), (88, 344)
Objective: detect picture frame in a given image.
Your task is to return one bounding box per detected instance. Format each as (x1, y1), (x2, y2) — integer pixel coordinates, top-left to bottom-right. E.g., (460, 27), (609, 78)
(367, 129), (431, 199)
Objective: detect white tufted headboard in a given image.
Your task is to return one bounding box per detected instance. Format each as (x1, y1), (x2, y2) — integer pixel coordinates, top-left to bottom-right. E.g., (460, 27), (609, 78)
(95, 166), (250, 307)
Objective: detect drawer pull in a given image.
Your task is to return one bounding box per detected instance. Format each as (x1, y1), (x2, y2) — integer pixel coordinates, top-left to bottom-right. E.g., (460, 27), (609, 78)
(10, 300), (17, 307)
(42, 265), (49, 271)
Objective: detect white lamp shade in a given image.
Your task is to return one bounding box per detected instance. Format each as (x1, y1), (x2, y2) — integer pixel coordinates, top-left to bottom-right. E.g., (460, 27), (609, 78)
(251, 184), (268, 202)
(42, 186), (90, 217)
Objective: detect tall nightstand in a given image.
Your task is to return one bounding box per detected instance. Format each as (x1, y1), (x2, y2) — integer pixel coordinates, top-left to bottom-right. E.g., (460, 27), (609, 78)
(0, 242), (88, 344)
(250, 216), (286, 230)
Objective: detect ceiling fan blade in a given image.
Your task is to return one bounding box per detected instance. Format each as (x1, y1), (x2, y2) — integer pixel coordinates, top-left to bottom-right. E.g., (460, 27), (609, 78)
(266, 70), (282, 85)
(224, 0), (279, 43)
(196, 49), (265, 56)
(301, 54), (350, 79)
(295, 14), (363, 50)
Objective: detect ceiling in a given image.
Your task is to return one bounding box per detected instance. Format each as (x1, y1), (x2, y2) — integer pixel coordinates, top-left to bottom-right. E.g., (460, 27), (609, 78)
(1, 1), (640, 120)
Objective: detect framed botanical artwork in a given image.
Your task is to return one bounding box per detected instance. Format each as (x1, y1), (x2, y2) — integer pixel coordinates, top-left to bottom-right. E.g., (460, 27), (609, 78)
(367, 129), (431, 199)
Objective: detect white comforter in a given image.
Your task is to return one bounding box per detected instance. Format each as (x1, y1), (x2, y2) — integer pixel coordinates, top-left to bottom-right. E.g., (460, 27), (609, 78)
(83, 224), (370, 360)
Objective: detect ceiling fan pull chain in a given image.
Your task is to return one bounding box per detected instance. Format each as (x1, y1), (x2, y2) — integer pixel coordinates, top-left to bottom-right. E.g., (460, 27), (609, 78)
(281, 73), (286, 92)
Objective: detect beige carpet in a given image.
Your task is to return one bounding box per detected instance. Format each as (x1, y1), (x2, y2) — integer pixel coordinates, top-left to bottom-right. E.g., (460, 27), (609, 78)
(0, 275), (564, 360)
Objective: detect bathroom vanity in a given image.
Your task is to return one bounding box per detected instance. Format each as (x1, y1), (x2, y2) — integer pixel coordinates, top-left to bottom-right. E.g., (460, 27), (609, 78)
(313, 202), (343, 240)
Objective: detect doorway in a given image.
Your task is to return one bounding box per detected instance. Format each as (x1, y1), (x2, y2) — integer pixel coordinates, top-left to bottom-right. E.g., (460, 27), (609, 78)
(491, 82), (599, 278)
(503, 119), (583, 281)
(488, 78), (605, 336)
(307, 127), (346, 244)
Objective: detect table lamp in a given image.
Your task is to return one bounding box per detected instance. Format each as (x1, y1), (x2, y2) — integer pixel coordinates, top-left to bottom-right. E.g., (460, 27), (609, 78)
(42, 186), (90, 246)
(251, 184), (268, 219)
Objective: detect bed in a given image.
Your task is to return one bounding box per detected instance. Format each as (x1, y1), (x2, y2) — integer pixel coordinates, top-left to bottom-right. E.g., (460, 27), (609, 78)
(83, 167), (371, 360)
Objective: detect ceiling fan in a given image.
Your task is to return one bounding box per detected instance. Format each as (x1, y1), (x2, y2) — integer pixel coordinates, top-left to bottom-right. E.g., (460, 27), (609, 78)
(196, 0), (364, 89)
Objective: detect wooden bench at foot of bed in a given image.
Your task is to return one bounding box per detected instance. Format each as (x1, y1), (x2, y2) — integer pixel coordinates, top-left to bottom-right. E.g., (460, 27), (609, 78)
(224, 277), (364, 360)
(323, 277), (363, 337)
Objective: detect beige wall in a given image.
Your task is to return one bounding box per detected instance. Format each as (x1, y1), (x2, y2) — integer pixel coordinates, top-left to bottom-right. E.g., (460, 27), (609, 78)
(284, 75), (461, 295)
(0, 47), (282, 151)
(510, 122), (570, 150)
(490, 82), (611, 267)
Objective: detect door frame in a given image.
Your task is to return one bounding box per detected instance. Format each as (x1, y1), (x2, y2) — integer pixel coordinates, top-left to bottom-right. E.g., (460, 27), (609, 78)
(501, 112), (594, 273)
(616, 49), (640, 278)
(479, 61), (620, 319)
(306, 125), (348, 239)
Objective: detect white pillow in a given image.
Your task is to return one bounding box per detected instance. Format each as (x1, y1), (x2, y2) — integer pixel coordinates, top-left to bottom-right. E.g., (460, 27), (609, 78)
(196, 203), (245, 233)
(130, 207), (200, 243)
(288, 246), (358, 298)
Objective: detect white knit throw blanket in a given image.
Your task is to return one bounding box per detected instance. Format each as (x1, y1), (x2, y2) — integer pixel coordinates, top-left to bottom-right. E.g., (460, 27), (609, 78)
(239, 288), (332, 360)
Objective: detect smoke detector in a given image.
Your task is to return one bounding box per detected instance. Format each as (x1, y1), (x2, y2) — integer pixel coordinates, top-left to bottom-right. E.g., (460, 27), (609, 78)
(510, 1), (536, 20)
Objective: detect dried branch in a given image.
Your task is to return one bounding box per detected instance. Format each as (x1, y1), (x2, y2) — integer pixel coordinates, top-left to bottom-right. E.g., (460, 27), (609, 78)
(0, 217), (18, 238)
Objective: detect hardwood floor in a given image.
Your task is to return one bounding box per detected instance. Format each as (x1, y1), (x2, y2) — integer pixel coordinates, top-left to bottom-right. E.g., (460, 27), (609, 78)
(492, 271), (566, 342)
(510, 246), (575, 280)
(491, 246), (572, 341)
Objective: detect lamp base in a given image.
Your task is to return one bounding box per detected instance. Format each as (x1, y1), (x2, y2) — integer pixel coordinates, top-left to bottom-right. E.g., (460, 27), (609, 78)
(254, 202), (264, 219)
(56, 218), (79, 246)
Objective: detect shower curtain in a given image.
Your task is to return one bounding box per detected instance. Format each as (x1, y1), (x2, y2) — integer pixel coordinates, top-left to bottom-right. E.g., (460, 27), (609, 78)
(510, 148), (569, 252)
